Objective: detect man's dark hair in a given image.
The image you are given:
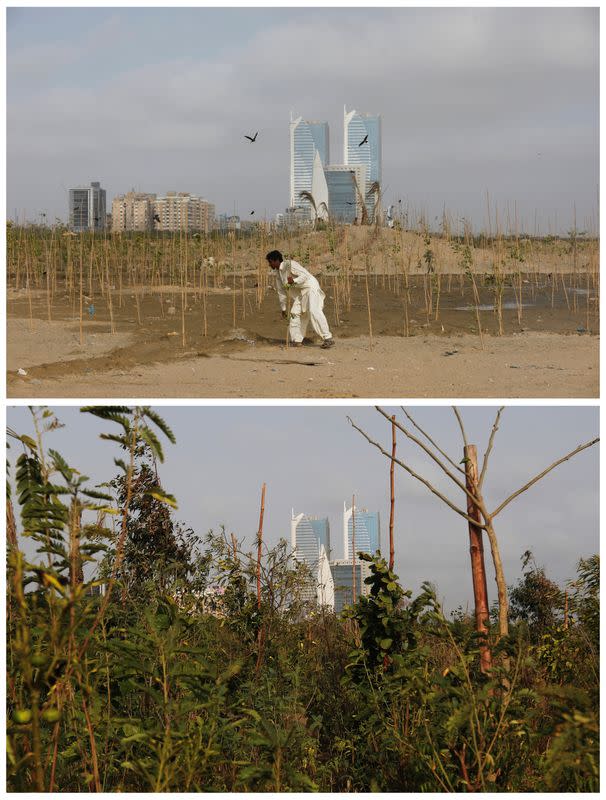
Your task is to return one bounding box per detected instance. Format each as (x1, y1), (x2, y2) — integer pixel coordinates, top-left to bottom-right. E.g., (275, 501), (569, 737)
(266, 250), (283, 263)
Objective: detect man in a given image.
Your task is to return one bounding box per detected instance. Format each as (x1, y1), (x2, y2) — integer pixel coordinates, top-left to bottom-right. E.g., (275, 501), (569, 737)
(266, 250), (335, 348)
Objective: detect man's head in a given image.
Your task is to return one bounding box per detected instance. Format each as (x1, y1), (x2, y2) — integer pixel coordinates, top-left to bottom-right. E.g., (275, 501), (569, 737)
(266, 250), (283, 270)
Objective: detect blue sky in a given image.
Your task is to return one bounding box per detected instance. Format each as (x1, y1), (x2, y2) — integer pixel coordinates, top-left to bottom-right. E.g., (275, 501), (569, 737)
(7, 405), (599, 614)
(7, 7), (599, 232)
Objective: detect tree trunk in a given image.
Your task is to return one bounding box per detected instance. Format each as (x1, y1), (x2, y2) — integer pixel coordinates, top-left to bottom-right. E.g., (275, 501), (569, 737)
(482, 517), (509, 640)
(389, 416), (396, 571)
(464, 445), (492, 673)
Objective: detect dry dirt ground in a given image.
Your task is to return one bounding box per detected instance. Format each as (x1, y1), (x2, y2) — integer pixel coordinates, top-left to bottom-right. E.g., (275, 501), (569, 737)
(7, 275), (598, 398)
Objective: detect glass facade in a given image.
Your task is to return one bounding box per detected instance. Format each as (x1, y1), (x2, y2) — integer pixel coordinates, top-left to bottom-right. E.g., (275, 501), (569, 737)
(291, 512), (331, 603)
(344, 108), (382, 220)
(290, 116), (329, 217)
(325, 168), (357, 223)
(344, 507), (381, 560)
(69, 182), (106, 232)
(309, 517), (331, 561)
(330, 560), (372, 613)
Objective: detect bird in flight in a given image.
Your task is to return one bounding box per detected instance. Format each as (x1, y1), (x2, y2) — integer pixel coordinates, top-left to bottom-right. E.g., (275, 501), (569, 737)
(358, 134), (368, 146)
(154, 213), (161, 223)
(250, 210), (255, 215)
(245, 131), (258, 142)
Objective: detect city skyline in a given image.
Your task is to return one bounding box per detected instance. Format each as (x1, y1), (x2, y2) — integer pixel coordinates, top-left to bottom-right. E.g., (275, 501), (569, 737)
(7, 406), (599, 615)
(7, 7), (598, 233)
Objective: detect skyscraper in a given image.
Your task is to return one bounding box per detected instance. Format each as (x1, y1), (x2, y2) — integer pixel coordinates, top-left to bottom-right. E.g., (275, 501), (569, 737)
(343, 503), (381, 560)
(330, 559), (372, 613)
(324, 164), (367, 223)
(308, 516), (331, 561)
(343, 106), (382, 220)
(291, 511), (334, 606)
(290, 114), (329, 218)
(68, 181), (106, 232)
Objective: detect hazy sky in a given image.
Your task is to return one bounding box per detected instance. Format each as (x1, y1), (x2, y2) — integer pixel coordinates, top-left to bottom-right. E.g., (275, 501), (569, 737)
(7, 405), (599, 614)
(6, 6), (599, 233)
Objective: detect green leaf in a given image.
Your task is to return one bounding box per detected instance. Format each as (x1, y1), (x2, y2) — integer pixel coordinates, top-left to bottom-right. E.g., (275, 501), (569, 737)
(139, 426), (164, 462)
(141, 407), (176, 444)
(145, 488), (177, 509)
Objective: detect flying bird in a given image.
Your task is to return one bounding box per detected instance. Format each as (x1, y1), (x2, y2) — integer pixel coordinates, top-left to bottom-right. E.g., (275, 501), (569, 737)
(154, 214), (161, 223)
(250, 210), (255, 215)
(244, 131), (258, 142)
(358, 134), (368, 146)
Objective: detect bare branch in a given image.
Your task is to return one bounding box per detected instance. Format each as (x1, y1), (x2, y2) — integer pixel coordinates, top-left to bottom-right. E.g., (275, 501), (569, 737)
(348, 416), (487, 528)
(452, 407), (469, 447)
(376, 407), (477, 504)
(491, 437), (599, 518)
(479, 407), (505, 489)
(401, 406), (465, 475)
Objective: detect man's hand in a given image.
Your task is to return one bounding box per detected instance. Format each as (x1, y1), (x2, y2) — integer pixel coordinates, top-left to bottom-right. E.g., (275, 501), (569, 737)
(287, 275), (295, 285)
(281, 309), (287, 319)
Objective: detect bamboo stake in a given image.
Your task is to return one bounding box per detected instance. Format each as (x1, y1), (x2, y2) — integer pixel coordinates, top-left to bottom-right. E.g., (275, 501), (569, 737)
(351, 495), (356, 604)
(231, 233), (236, 328)
(241, 239), (246, 320)
(202, 263), (208, 337)
(256, 483), (266, 609)
(79, 236), (84, 345)
(255, 483), (267, 679)
(389, 415), (396, 571)
(364, 260), (373, 351)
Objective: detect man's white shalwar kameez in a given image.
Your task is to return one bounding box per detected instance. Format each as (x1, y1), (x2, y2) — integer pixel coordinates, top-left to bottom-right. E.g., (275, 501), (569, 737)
(274, 259), (332, 343)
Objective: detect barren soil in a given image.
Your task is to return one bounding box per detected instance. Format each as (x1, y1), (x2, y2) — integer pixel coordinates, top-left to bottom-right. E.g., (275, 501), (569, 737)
(7, 274), (599, 399)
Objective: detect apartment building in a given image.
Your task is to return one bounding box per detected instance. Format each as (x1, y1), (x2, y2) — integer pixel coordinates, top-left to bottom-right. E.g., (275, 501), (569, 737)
(111, 191), (157, 232)
(154, 192), (215, 233)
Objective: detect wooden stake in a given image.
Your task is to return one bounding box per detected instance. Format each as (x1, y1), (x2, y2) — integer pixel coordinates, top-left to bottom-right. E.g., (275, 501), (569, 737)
(389, 415), (396, 571)
(351, 495), (356, 603)
(79, 236), (84, 345)
(464, 445), (492, 673)
(255, 483), (267, 678)
(364, 259), (374, 350)
(256, 483), (266, 609)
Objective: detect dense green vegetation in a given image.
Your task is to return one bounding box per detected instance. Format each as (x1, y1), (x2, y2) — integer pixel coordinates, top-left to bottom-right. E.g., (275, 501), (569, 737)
(6, 408), (599, 791)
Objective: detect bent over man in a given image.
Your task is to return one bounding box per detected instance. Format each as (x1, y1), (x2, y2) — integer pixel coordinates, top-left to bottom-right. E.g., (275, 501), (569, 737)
(266, 250), (335, 348)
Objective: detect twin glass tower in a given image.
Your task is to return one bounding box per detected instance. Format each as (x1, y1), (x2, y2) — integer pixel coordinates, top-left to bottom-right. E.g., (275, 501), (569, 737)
(289, 106), (382, 223)
(290, 503), (381, 611)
